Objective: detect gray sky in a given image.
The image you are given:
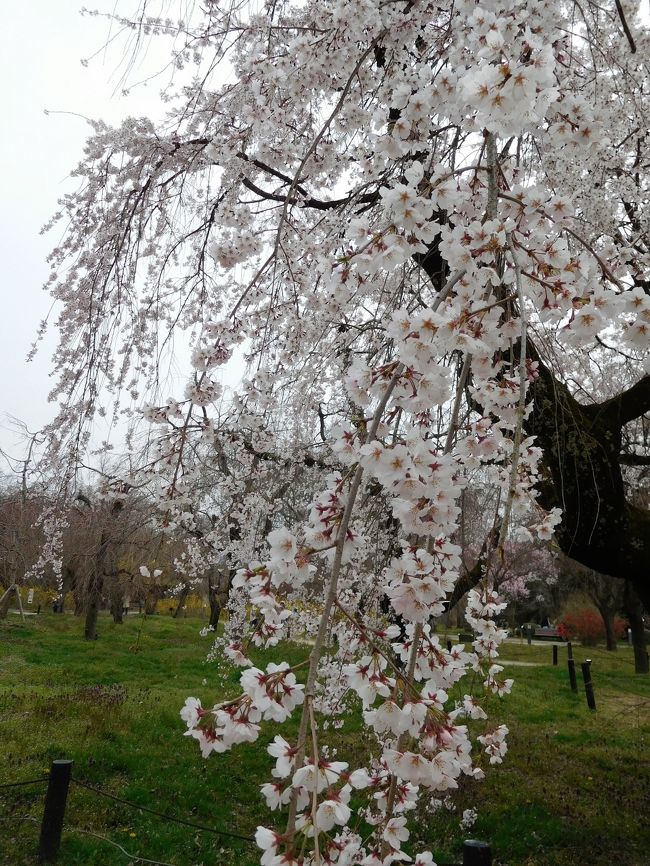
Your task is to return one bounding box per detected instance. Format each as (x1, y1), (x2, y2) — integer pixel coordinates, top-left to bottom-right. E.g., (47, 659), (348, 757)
(0, 3), (175, 469)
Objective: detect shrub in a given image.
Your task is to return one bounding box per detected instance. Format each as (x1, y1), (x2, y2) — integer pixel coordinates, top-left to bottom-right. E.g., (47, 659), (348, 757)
(559, 607), (627, 646)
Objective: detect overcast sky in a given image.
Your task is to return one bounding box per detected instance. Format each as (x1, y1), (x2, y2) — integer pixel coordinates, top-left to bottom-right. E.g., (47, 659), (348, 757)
(0, 3), (180, 469)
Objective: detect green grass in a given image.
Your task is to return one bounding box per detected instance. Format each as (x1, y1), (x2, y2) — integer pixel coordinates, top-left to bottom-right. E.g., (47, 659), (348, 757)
(1, 614), (649, 866)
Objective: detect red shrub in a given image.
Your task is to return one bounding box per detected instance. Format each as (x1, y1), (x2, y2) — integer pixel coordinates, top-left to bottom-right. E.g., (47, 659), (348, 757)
(556, 622), (570, 640)
(559, 608), (627, 645)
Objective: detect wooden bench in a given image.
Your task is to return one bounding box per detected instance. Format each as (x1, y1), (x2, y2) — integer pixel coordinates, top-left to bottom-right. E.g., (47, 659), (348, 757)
(533, 627), (565, 641)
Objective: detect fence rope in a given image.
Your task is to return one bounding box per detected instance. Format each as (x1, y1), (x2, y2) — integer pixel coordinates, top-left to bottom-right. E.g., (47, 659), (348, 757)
(70, 777), (255, 843)
(0, 777), (48, 789)
(0, 774), (466, 858)
(1, 812), (469, 866)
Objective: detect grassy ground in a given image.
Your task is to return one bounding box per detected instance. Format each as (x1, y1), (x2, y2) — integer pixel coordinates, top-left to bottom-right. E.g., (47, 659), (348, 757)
(1, 613), (649, 866)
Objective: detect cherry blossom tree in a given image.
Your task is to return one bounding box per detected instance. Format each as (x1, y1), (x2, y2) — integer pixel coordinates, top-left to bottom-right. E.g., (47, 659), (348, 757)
(33, 0), (650, 862)
(471, 535), (559, 626)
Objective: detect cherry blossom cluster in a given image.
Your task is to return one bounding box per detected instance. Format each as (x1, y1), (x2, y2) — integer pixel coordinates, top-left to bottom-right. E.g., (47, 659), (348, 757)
(202, 501), (514, 864)
(181, 661), (305, 756)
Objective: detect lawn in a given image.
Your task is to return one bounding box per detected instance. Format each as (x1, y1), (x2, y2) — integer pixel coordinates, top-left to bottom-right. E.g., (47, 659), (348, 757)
(1, 613), (649, 866)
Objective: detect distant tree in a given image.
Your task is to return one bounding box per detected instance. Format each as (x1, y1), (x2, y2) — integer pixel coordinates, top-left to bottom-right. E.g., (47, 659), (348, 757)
(0, 486), (47, 618)
(558, 559), (627, 651)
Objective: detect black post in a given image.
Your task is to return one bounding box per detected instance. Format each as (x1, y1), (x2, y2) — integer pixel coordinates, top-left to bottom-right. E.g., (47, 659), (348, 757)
(38, 759), (73, 862)
(568, 658), (578, 692)
(463, 839), (492, 866)
(552, 645), (558, 666)
(567, 641), (573, 660)
(581, 659), (596, 710)
(527, 625), (532, 646)
(447, 639), (452, 652)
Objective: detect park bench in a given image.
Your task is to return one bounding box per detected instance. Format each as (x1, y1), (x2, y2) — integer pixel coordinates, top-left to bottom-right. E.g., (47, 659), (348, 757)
(532, 626), (565, 641)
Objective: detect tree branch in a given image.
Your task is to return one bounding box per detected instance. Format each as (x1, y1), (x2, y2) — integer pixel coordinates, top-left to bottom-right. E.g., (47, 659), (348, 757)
(241, 175), (378, 211)
(614, 0), (637, 53)
(618, 452), (650, 466)
(591, 375), (650, 427)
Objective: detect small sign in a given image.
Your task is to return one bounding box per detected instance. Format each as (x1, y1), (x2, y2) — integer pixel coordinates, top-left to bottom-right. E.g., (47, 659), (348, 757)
(27, 588), (34, 605)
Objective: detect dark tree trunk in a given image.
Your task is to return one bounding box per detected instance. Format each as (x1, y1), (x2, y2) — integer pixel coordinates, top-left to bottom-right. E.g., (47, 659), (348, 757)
(173, 583), (190, 618)
(108, 573), (126, 624)
(598, 605), (618, 651)
(416, 243), (650, 609)
(53, 566), (75, 613)
(110, 594), (124, 624)
(207, 565), (232, 630)
(144, 596), (158, 615)
(623, 583), (649, 674)
(525, 358), (650, 610)
(84, 576), (102, 640)
(209, 599), (221, 629)
(0, 584), (14, 620)
(84, 501), (123, 640)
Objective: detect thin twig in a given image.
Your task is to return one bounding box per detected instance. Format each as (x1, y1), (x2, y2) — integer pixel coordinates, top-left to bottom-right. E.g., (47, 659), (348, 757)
(285, 361), (405, 841)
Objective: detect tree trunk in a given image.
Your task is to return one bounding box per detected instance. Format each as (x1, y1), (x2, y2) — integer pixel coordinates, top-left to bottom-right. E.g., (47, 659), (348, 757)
(596, 603), (618, 651)
(623, 583), (649, 674)
(84, 543), (107, 639)
(0, 584), (14, 620)
(209, 598), (221, 629)
(603, 609), (617, 651)
(83, 501), (123, 640)
(144, 596), (158, 615)
(207, 565), (232, 630)
(173, 582), (190, 618)
(84, 570), (103, 640)
(110, 594), (124, 624)
(108, 575), (126, 624)
(54, 566), (75, 613)
(524, 353), (650, 610)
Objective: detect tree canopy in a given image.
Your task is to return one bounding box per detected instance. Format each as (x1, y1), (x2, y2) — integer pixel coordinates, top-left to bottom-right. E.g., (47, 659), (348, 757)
(32, 1), (650, 862)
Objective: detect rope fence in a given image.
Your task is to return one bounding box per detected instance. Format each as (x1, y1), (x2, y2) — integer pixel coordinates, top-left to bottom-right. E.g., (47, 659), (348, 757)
(0, 777), (49, 789)
(1, 759), (493, 865)
(70, 777), (255, 842)
(571, 644), (649, 670)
